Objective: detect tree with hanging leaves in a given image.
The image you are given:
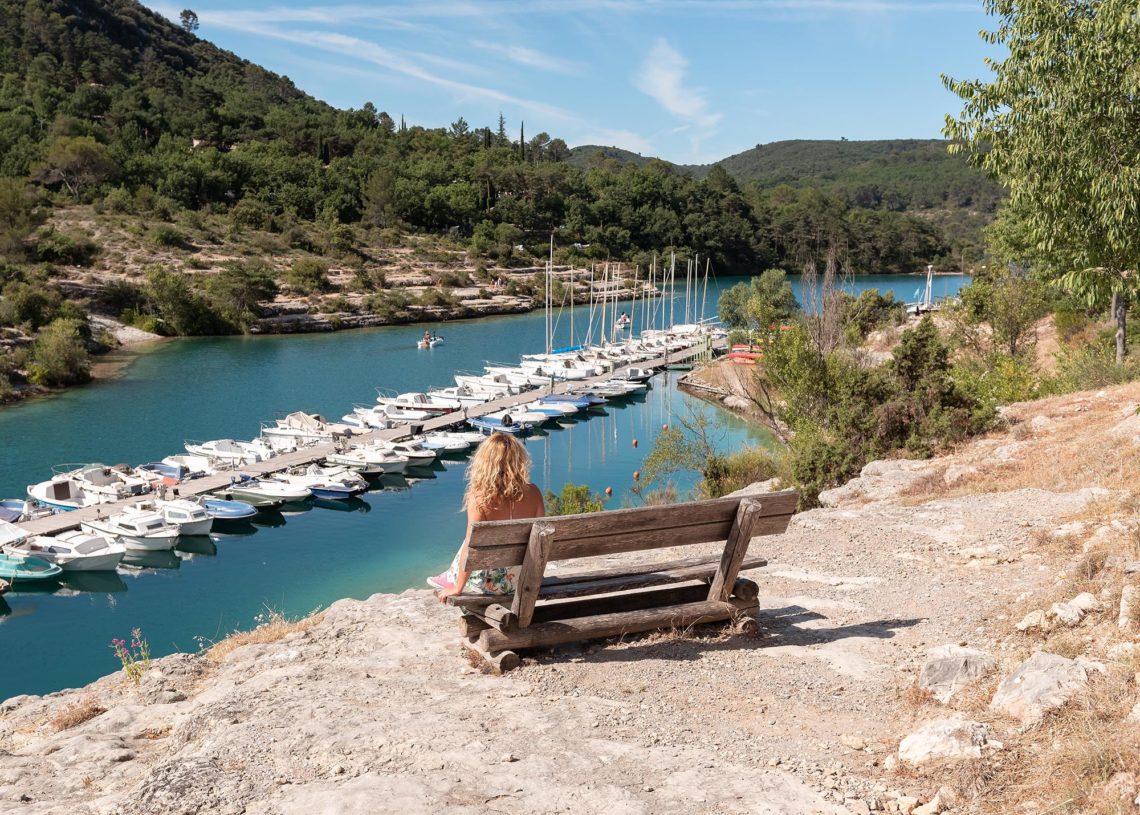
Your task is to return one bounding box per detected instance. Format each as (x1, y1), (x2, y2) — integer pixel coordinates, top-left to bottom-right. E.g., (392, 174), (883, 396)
(943, 0), (1140, 363)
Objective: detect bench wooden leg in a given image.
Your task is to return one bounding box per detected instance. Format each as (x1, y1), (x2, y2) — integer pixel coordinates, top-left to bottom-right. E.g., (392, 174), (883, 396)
(708, 498), (763, 601)
(462, 637), (521, 674)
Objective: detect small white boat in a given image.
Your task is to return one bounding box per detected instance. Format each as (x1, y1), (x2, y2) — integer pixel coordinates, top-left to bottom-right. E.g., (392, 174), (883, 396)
(417, 333), (444, 349)
(261, 412), (355, 445)
(487, 408), (549, 427)
(375, 402), (435, 423)
(184, 438), (273, 465)
(161, 453), (225, 476)
(375, 392), (455, 416)
(376, 439), (437, 466)
(278, 465), (368, 499)
(324, 446), (409, 475)
(28, 463), (150, 510)
(426, 385), (492, 408)
(0, 521), (125, 572)
(0, 498), (55, 523)
(81, 509), (180, 552)
(215, 475), (311, 507)
(129, 499), (214, 536)
(454, 373), (521, 396)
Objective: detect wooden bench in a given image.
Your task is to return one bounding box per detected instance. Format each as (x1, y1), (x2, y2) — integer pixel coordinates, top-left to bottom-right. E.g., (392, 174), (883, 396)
(439, 489), (798, 671)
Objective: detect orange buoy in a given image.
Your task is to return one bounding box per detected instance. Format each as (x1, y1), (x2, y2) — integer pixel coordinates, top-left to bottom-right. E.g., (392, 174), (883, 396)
(605, 486), (613, 496)
(632, 438), (638, 448)
(633, 470), (640, 480)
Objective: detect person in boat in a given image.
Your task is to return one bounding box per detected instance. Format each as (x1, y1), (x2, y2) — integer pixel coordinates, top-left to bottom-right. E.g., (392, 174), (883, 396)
(501, 413), (514, 427)
(428, 433), (545, 600)
(423, 330), (432, 343)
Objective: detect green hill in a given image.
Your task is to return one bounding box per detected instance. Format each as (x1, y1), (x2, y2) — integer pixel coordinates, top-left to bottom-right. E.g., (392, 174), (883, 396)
(569, 139), (1002, 214)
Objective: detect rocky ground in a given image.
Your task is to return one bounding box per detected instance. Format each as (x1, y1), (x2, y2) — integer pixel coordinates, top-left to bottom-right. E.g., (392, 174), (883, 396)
(2, 386), (1139, 814)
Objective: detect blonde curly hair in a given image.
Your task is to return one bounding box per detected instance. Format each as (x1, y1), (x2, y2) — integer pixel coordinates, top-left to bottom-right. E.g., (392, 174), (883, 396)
(463, 432), (531, 513)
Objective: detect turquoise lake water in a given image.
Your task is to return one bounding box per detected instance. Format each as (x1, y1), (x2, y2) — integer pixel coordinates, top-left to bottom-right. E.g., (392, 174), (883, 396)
(0, 272), (968, 699)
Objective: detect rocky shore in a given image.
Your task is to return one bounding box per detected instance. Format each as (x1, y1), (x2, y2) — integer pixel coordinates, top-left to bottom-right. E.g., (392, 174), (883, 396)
(3, 384), (1139, 814)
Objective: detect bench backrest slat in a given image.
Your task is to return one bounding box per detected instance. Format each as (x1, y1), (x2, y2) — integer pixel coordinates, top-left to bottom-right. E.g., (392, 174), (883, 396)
(464, 490), (798, 571)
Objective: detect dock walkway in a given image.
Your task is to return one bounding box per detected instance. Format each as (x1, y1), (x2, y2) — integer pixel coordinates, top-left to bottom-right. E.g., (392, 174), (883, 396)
(19, 339), (722, 537)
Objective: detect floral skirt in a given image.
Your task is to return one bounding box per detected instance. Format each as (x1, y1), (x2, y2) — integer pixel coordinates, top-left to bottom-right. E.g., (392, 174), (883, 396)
(446, 554), (517, 595)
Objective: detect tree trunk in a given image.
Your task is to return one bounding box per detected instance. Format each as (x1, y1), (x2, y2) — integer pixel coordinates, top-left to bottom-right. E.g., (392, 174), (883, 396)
(1116, 293), (1128, 364)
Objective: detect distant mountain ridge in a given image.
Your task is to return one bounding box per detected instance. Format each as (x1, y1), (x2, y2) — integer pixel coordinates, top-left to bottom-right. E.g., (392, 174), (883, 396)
(568, 139), (1002, 213)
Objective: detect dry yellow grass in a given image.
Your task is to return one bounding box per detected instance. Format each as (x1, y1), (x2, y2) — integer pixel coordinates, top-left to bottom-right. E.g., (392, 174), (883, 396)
(205, 610), (324, 664)
(50, 697), (105, 731)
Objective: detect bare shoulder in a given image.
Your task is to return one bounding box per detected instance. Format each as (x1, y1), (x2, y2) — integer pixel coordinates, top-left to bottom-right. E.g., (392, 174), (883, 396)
(527, 483), (546, 515)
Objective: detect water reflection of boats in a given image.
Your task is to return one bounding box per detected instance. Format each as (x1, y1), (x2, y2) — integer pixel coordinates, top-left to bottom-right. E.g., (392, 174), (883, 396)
(277, 501), (313, 518)
(208, 521), (259, 539)
(250, 510), (286, 528)
(176, 536), (218, 557)
(60, 570), (128, 594)
(310, 496), (371, 514)
(373, 474), (410, 491)
(120, 550), (181, 571)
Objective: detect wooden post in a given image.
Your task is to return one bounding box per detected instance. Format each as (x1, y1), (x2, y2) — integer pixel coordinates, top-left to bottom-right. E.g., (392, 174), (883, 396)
(510, 521), (554, 628)
(707, 499), (762, 602)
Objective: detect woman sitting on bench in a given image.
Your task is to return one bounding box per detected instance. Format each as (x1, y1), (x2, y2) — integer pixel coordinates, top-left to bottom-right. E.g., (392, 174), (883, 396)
(428, 433), (545, 600)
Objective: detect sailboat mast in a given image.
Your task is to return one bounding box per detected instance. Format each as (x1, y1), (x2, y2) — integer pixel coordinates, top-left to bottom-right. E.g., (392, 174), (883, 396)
(701, 257), (710, 323)
(669, 252), (676, 329)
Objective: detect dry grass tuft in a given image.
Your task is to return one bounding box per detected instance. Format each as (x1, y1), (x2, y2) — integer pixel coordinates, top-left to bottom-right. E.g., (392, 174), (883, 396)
(897, 682), (937, 713)
(956, 669), (1140, 814)
(141, 725), (171, 740)
(205, 610), (324, 664)
(51, 697), (105, 732)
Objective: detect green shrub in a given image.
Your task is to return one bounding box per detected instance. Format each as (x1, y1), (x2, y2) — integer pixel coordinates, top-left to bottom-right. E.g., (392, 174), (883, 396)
(27, 318), (91, 386)
(417, 288), (457, 308)
(1047, 341), (1140, 393)
(33, 228), (99, 265)
(544, 483), (605, 515)
(700, 447), (780, 499)
(0, 281), (62, 329)
(148, 224), (186, 248)
(365, 289), (410, 321)
(952, 352), (1040, 408)
(230, 198), (274, 231)
(203, 260), (278, 331)
(286, 258), (330, 294)
(99, 280), (144, 314)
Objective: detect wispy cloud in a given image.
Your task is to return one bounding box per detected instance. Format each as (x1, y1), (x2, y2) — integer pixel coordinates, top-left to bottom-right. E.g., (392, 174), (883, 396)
(471, 41), (582, 76)
(168, 8), (574, 122)
(635, 39), (722, 130)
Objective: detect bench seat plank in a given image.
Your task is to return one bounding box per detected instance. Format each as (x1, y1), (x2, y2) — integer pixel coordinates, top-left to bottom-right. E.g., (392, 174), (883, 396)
(464, 490), (797, 570)
(443, 554), (767, 608)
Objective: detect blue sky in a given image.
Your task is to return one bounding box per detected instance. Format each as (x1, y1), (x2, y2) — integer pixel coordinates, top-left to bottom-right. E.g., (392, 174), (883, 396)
(146, 0), (996, 165)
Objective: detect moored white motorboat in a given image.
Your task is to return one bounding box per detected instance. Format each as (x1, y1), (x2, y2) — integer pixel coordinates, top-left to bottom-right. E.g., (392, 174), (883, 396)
(278, 464), (368, 500)
(184, 438), (274, 466)
(215, 475), (311, 507)
(161, 453), (224, 476)
(374, 392), (455, 416)
(324, 445), (409, 475)
(1, 521), (125, 572)
(0, 498), (55, 523)
(261, 412), (354, 446)
(468, 415), (530, 436)
(81, 509), (180, 552)
(426, 385), (492, 408)
(376, 439), (437, 466)
(129, 499), (214, 536)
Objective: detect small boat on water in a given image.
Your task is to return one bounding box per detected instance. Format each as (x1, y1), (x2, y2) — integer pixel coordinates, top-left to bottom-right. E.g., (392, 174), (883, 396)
(184, 438), (274, 466)
(0, 552), (62, 582)
(261, 412), (355, 446)
(324, 445), (409, 475)
(1, 520), (125, 572)
(278, 465), (368, 500)
(81, 508), (181, 552)
(417, 332), (444, 349)
(618, 366), (655, 383)
(0, 498), (55, 523)
(200, 497), (259, 522)
(375, 392), (455, 416)
(376, 439), (438, 467)
(27, 463), (150, 510)
(215, 475), (311, 508)
(160, 453), (224, 476)
(426, 385), (492, 408)
(468, 415), (531, 436)
(129, 498), (214, 536)
(537, 392), (607, 410)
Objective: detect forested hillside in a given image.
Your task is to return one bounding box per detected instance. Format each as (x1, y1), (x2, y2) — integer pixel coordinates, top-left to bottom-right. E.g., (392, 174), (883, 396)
(0, 0), (989, 394)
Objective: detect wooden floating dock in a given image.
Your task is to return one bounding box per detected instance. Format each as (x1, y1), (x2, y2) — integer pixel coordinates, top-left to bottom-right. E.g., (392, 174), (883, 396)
(18, 338), (723, 537)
